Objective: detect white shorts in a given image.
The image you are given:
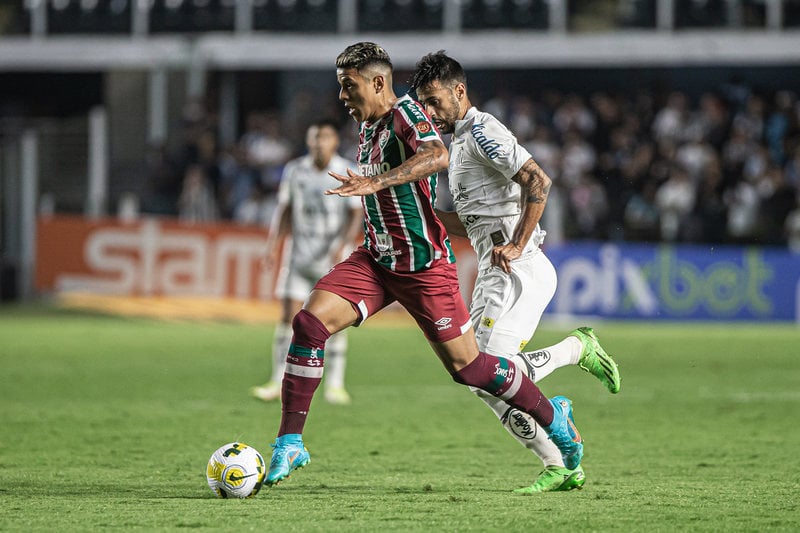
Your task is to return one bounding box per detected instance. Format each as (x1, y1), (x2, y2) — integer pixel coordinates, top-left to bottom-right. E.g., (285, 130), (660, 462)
(471, 249), (557, 357)
(274, 263), (332, 302)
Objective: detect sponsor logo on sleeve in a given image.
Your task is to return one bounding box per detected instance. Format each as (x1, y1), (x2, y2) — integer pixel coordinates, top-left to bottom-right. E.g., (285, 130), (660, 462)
(471, 123), (503, 159)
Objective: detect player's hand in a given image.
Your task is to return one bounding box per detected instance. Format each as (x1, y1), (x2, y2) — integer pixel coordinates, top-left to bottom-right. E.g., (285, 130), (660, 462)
(326, 168), (379, 197)
(491, 243), (523, 273)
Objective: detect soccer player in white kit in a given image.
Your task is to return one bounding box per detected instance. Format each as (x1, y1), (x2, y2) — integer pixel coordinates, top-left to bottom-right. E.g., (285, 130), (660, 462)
(411, 51), (621, 492)
(251, 120), (362, 405)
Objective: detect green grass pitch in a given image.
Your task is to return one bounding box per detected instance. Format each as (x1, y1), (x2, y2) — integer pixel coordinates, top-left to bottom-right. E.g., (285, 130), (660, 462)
(1, 305), (798, 531)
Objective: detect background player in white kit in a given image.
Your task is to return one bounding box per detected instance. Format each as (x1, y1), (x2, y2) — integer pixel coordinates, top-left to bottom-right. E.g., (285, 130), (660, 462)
(252, 120), (362, 405)
(410, 52), (621, 492)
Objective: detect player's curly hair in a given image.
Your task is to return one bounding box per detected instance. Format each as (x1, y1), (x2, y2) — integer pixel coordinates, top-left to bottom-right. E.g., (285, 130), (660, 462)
(408, 51), (467, 91)
(336, 42), (393, 72)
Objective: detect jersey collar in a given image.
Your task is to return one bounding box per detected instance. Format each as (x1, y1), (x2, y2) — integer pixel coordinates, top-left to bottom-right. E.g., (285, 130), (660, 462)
(454, 106), (479, 136)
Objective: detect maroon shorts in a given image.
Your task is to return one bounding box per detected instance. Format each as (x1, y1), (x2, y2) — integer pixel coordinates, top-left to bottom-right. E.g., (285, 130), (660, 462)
(314, 246), (471, 343)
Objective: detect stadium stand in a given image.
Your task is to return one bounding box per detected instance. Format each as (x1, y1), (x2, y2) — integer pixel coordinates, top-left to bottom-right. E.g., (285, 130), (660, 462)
(1, 0), (799, 251)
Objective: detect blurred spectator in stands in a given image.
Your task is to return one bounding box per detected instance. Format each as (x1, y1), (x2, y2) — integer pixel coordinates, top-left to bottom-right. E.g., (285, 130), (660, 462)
(621, 135), (656, 192)
(554, 94), (596, 138)
(721, 123), (757, 185)
(648, 139), (677, 186)
(217, 142), (251, 218)
(652, 91), (689, 144)
(235, 111), (292, 217)
(145, 75), (798, 247)
(675, 135), (717, 183)
(686, 158), (727, 242)
(560, 129), (597, 186)
(765, 91), (796, 164)
(567, 173), (609, 239)
(785, 145), (800, 189)
(539, 89), (563, 129)
(655, 164), (696, 241)
(591, 92), (623, 153)
(597, 124), (637, 235)
(725, 167), (761, 243)
(523, 126), (561, 178)
(508, 95), (537, 143)
(731, 94), (765, 143)
(742, 143), (770, 184)
(234, 182), (275, 228)
(624, 180), (660, 242)
(178, 164), (219, 223)
(141, 142), (182, 216)
(632, 89), (657, 135)
(688, 92), (729, 149)
(758, 165), (796, 244)
(174, 99), (214, 173)
(482, 89), (513, 125)
(241, 111), (292, 176)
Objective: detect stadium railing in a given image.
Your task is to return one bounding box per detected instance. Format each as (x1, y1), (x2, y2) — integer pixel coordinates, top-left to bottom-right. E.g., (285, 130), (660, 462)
(13, 0), (799, 37)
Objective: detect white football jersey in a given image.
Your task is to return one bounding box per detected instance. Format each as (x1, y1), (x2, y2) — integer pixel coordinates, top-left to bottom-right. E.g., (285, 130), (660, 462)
(448, 107), (546, 268)
(277, 154), (360, 268)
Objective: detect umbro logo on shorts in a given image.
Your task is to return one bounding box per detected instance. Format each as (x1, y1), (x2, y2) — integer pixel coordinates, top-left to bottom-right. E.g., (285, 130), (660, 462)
(435, 317), (452, 330)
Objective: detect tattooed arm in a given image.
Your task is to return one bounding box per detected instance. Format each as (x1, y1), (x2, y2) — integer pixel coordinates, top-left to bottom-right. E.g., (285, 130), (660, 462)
(491, 158), (552, 273)
(325, 140), (448, 197)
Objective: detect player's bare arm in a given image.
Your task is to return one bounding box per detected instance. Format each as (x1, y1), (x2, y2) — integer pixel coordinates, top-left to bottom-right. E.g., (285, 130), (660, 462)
(326, 140), (448, 197)
(262, 201), (292, 271)
(434, 208), (468, 237)
(492, 158), (552, 273)
(328, 206), (363, 263)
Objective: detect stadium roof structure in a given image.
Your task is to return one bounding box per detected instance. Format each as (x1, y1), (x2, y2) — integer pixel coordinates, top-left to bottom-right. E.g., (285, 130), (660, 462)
(1, 30), (799, 72)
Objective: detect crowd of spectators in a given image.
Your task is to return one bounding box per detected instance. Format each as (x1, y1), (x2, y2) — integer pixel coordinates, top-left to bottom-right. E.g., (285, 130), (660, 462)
(141, 80), (800, 251)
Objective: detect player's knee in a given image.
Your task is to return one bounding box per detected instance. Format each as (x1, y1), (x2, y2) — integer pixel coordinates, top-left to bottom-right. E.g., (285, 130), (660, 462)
(291, 309), (332, 346)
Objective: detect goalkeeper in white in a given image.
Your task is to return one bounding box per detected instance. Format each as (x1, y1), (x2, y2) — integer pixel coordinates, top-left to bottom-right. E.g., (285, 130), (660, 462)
(410, 51), (621, 493)
(252, 120), (362, 405)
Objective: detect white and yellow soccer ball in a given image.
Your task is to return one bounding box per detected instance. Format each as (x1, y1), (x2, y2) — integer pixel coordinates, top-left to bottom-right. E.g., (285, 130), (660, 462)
(206, 442), (266, 498)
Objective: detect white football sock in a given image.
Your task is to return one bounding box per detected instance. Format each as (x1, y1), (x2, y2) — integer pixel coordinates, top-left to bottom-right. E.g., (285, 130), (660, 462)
(518, 335), (582, 382)
(471, 386), (564, 468)
(269, 322), (293, 383)
(323, 330), (348, 390)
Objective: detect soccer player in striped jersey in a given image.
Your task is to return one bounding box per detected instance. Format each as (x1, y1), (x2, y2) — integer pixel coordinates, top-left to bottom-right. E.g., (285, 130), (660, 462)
(265, 42), (584, 489)
(410, 51), (621, 493)
(251, 120), (362, 406)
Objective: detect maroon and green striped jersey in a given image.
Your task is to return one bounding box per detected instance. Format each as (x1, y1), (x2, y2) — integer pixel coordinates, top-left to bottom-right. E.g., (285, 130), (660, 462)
(354, 94), (456, 272)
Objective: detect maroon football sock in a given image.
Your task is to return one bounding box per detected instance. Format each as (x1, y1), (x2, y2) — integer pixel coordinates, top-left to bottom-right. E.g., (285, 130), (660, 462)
(453, 351), (554, 427)
(278, 309), (331, 436)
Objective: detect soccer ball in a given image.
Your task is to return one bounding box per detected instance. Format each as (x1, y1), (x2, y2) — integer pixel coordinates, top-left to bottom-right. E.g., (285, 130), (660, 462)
(206, 442), (266, 498)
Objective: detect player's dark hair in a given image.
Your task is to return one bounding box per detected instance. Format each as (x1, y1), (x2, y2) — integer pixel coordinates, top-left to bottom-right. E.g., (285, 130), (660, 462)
(408, 50), (467, 91)
(310, 118), (341, 133)
(336, 42), (393, 72)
